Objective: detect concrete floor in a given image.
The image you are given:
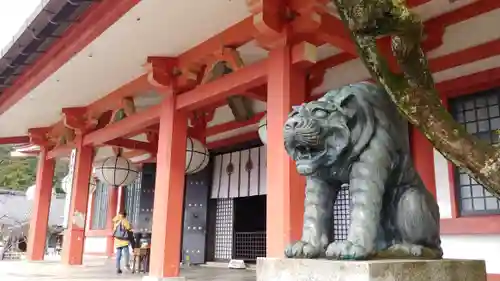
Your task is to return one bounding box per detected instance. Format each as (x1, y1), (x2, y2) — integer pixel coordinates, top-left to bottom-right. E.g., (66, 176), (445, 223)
(0, 258), (256, 281)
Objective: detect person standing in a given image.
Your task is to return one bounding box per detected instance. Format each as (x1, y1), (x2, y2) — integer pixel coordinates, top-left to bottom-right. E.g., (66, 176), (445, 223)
(112, 210), (132, 274)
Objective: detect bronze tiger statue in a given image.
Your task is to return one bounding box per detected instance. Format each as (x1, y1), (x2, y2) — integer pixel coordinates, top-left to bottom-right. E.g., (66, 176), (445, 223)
(283, 82), (442, 260)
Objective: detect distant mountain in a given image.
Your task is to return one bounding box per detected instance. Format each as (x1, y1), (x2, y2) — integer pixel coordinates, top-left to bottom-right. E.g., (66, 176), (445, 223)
(0, 145), (68, 192)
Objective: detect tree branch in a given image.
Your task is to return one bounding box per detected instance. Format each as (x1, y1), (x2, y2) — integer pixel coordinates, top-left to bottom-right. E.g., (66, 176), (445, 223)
(331, 0), (500, 195)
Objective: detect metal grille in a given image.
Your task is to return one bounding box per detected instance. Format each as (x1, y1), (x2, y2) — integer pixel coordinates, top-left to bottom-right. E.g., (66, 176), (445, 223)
(214, 198), (233, 260)
(451, 92), (500, 215)
(234, 231), (266, 260)
(333, 184), (351, 241)
(90, 181), (109, 230)
(124, 173), (142, 227)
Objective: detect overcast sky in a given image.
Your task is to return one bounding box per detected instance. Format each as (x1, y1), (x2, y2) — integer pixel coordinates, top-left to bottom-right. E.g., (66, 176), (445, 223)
(0, 0), (42, 52)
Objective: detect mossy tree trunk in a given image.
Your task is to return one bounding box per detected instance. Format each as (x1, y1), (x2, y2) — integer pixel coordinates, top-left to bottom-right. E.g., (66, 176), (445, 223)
(330, 0), (500, 196)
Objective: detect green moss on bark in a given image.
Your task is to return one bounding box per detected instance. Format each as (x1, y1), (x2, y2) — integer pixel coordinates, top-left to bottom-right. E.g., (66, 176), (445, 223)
(331, 0), (500, 196)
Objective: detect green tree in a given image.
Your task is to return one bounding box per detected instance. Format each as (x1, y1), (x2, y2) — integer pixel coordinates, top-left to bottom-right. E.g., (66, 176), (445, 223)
(0, 145), (68, 192)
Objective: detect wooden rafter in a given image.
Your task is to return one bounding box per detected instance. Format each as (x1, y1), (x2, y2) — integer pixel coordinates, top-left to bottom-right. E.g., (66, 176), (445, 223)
(19, 0), (500, 157)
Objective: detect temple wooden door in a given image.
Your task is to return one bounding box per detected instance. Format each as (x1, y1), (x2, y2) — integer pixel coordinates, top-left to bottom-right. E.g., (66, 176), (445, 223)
(181, 167), (211, 264)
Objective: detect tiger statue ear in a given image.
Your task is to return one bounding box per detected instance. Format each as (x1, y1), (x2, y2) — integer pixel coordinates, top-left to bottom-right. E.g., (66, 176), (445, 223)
(290, 104), (308, 116)
(320, 88), (357, 118)
(321, 84), (376, 160)
(291, 105), (302, 112)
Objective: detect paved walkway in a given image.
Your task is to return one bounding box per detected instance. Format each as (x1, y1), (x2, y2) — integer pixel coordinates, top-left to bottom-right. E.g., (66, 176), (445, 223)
(0, 258), (256, 281)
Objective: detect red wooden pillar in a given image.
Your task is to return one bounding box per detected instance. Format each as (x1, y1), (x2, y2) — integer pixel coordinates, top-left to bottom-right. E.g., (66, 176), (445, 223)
(148, 94), (188, 278)
(106, 186), (119, 257)
(266, 45), (307, 257)
(117, 185), (126, 213)
(411, 126), (437, 197)
(61, 141), (93, 265)
(26, 147), (55, 261)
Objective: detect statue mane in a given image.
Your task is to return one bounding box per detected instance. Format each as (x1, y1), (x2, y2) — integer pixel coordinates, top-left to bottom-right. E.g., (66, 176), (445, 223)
(283, 82), (442, 261)
(317, 82), (408, 161)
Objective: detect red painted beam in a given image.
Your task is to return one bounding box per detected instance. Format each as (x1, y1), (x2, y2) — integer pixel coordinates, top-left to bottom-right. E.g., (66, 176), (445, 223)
(104, 138), (155, 153)
(85, 67), (500, 151)
(291, 42), (319, 69)
(311, 37), (500, 88)
(206, 112), (265, 136)
(429, 39), (500, 73)
(78, 57), (271, 145)
(47, 144), (75, 160)
(188, 42), (314, 107)
(87, 74), (153, 118)
(310, 65), (500, 102)
(83, 104), (161, 145)
(0, 0), (140, 116)
(309, 0), (500, 79)
(438, 67), (500, 98)
(315, 13), (357, 55)
(13, 0), (500, 151)
(176, 60), (268, 111)
(244, 85), (268, 101)
(248, 0), (287, 42)
(207, 131), (260, 150)
(441, 216), (500, 235)
(425, 0), (500, 28)
(0, 136), (30, 145)
(287, 1), (356, 54)
(55, 66), (500, 154)
(177, 17), (256, 70)
(446, 79), (500, 100)
(121, 123), (160, 141)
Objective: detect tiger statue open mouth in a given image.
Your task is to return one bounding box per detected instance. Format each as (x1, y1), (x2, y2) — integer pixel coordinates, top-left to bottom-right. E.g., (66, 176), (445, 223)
(283, 100), (351, 177)
(282, 82), (442, 261)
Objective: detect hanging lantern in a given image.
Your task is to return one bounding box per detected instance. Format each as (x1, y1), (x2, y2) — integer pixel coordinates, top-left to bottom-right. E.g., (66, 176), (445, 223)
(94, 156), (139, 187)
(186, 137), (210, 174)
(258, 113), (267, 145)
(25, 185), (35, 201)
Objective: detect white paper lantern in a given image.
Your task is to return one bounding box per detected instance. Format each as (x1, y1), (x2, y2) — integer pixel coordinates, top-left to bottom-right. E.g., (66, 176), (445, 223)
(186, 137), (210, 174)
(94, 156), (139, 187)
(258, 113), (267, 145)
(25, 185), (35, 201)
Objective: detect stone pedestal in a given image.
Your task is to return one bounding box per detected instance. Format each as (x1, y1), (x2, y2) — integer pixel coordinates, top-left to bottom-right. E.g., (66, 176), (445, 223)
(257, 258), (486, 281)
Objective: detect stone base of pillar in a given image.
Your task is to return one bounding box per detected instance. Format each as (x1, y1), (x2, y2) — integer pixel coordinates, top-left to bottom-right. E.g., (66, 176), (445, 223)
(257, 257), (486, 281)
(142, 276), (185, 281)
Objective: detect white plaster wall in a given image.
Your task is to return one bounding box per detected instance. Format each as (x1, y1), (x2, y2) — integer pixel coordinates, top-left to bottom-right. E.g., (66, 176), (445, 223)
(62, 149), (77, 228)
(85, 193), (93, 232)
(433, 149), (500, 274)
(434, 149), (453, 219)
(84, 237), (107, 254)
(441, 235), (500, 274)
